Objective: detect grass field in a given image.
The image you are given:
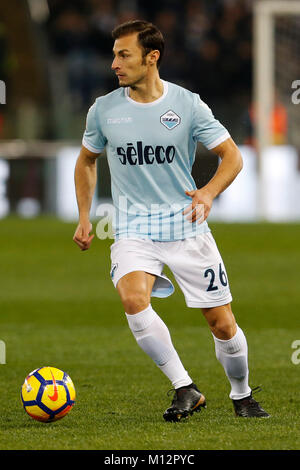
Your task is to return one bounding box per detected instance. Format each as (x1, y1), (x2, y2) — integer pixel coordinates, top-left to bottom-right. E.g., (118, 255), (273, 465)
(0, 217), (300, 450)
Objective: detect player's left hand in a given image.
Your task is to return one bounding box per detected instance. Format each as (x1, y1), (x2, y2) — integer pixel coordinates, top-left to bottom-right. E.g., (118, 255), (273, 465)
(183, 188), (213, 223)
(73, 220), (95, 251)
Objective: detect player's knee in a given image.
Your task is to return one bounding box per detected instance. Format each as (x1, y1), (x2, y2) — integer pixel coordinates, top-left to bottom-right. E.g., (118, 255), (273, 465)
(203, 305), (236, 340)
(211, 318), (236, 340)
(121, 291), (150, 314)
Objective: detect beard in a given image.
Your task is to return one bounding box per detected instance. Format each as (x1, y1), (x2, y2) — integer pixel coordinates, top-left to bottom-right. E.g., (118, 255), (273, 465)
(117, 60), (147, 88)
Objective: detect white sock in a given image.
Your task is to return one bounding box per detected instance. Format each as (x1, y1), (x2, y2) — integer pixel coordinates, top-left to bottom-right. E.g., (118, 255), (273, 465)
(126, 304), (192, 389)
(213, 325), (251, 400)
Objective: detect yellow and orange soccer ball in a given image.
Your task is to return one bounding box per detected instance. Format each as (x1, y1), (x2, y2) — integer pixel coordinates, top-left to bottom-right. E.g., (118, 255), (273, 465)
(21, 366), (76, 422)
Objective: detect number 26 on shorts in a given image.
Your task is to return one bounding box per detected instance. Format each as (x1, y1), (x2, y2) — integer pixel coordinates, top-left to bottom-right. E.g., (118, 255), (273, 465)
(204, 263), (228, 292)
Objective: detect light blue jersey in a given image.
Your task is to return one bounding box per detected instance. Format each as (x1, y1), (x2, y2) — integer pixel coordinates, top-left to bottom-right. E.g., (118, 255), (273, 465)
(82, 80), (230, 241)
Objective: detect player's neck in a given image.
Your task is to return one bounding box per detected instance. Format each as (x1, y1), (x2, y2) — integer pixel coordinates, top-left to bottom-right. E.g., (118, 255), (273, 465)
(128, 75), (164, 103)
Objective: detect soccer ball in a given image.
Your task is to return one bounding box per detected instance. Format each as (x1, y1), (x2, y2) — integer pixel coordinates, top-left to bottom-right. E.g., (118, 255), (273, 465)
(21, 366), (76, 422)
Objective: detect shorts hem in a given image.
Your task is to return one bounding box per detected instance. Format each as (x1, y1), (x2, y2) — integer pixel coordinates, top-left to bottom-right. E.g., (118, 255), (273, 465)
(186, 295), (233, 308)
(112, 267), (175, 298)
(112, 267), (160, 287)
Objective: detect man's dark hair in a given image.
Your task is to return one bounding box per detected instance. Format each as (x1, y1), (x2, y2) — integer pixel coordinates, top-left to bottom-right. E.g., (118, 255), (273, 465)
(112, 20), (164, 68)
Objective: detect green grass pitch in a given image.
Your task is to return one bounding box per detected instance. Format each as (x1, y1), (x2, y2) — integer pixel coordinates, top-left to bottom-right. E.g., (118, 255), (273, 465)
(0, 217), (300, 450)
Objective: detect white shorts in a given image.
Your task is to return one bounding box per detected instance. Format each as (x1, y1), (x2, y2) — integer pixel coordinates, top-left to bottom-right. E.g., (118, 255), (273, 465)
(110, 232), (232, 308)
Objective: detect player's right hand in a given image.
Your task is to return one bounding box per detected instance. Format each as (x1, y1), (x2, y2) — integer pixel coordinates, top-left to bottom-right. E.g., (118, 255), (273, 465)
(73, 221), (95, 251)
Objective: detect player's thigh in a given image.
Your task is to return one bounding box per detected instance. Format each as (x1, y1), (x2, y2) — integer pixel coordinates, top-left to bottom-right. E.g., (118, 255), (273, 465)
(164, 232), (232, 309)
(116, 271), (157, 314)
(201, 303), (237, 340)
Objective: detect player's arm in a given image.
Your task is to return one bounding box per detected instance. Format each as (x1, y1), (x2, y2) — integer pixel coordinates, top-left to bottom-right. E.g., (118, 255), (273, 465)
(184, 137), (243, 223)
(203, 137), (243, 198)
(73, 145), (101, 250)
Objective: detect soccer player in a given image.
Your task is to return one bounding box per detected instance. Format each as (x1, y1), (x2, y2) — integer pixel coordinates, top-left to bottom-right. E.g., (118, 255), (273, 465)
(73, 20), (269, 421)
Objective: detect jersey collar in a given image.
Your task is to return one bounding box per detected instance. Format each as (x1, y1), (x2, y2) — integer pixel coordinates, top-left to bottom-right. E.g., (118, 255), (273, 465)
(124, 80), (168, 107)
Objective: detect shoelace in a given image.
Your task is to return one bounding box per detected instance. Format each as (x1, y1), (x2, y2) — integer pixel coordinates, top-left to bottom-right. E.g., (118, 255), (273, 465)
(252, 385), (263, 395)
(166, 386), (191, 404)
(167, 388), (180, 404)
(251, 385), (264, 404)
(240, 385), (264, 408)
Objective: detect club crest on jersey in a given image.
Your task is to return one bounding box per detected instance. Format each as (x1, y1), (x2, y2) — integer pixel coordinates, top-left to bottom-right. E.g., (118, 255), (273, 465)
(160, 110), (181, 130)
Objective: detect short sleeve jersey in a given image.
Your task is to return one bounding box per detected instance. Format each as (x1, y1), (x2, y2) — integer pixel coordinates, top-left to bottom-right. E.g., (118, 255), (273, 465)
(82, 80), (230, 241)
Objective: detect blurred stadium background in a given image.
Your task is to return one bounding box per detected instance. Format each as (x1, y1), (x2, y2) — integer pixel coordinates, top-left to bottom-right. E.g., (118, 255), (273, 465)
(0, 0), (300, 223)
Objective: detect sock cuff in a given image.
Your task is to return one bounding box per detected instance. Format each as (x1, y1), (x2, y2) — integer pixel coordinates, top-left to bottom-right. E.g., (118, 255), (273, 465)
(125, 304), (156, 332)
(213, 325), (246, 354)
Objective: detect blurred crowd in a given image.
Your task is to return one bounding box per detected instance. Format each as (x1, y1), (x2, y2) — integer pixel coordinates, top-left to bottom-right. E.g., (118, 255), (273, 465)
(0, 0), (294, 216)
(0, 0), (253, 141)
(46, 0), (252, 113)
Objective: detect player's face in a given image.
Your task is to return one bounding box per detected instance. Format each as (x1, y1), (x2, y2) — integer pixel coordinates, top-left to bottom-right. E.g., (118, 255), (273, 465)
(112, 33), (149, 87)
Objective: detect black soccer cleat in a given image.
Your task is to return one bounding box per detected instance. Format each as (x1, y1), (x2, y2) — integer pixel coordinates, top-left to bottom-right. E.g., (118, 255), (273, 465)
(232, 387), (270, 418)
(163, 383), (206, 422)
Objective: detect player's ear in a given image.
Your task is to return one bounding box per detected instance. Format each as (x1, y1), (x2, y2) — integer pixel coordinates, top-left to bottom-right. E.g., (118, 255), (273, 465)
(148, 50), (160, 66)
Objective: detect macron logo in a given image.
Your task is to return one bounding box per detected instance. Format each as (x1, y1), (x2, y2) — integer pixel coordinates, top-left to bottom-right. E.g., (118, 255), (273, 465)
(107, 117), (132, 124)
